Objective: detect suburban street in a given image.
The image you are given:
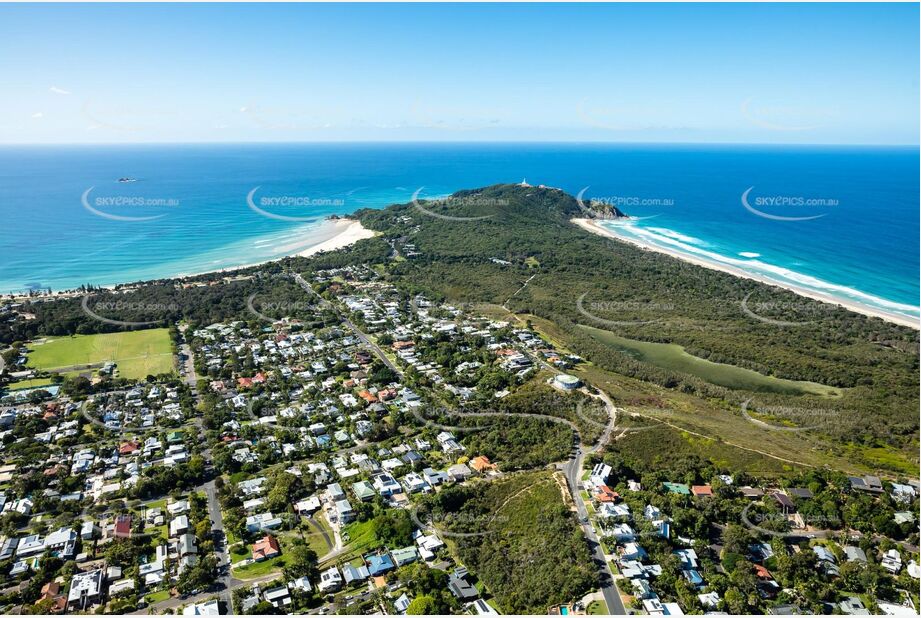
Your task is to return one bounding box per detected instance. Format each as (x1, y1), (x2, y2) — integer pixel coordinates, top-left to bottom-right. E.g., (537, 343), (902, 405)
(517, 338), (629, 615)
(296, 270), (629, 614)
(293, 272), (403, 377)
(563, 389), (628, 616)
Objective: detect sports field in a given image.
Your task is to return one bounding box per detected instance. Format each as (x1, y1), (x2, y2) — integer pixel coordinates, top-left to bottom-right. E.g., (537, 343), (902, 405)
(26, 329), (175, 380)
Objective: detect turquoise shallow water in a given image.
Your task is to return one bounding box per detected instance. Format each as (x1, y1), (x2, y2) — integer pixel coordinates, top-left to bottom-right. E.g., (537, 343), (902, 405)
(0, 143), (917, 321)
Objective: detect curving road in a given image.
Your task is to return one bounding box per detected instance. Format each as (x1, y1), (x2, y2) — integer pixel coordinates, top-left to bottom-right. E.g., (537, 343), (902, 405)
(295, 271), (627, 614)
(449, 394), (628, 615)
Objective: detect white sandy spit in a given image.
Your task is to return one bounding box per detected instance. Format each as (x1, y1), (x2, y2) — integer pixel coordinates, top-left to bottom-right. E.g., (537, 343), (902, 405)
(572, 217), (919, 330)
(297, 219), (376, 257)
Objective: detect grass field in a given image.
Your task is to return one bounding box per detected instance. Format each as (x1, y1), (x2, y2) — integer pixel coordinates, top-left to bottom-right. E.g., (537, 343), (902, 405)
(324, 519), (381, 567)
(6, 376), (57, 390)
(145, 590), (171, 603)
(496, 311), (891, 475)
(232, 554), (285, 579)
(578, 324), (839, 396)
(26, 329), (174, 380)
(587, 600), (607, 615)
(230, 543), (252, 561)
(304, 516), (334, 556)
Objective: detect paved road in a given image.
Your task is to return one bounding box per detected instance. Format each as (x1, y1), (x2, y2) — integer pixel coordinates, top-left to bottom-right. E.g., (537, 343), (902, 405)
(204, 480), (235, 606)
(562, 390), (628, 616)
(296, 271), (628, 613)
(293, 273), (403, 378)
(305, 516), (334, 553)
(179, 342), (199, 395)
(453, 399), (628, 615)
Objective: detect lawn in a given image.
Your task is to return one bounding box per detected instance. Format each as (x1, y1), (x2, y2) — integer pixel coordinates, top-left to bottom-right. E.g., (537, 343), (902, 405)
(26, 329), (174, 380)
(232, 555), (285, 579)
(578, 324), (840, 397)
(304, 516), (334, 556)
(587, 600), (607, 615)
(5, 376), (57, 390)
(325, 519), (381, 566)
(230, 543), (252, 562)
(145, 590), (171, 603)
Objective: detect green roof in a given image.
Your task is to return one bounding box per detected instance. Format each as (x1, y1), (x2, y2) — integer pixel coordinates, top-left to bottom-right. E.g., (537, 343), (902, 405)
(352, 481), (376, 500)
(663, 482), (691, 495)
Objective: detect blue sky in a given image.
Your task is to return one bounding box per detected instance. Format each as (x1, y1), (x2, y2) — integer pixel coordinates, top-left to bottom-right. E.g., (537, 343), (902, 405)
(1, 3), (918, 144)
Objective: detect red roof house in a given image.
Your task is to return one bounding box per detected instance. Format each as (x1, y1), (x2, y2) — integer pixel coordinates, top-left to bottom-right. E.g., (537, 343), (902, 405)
(118, 441), (140, 455)
(594, 485), (620, 503)
(114, 515), (132, 538)
(252, 535), (281, 562)
(691, 485), (713, 497)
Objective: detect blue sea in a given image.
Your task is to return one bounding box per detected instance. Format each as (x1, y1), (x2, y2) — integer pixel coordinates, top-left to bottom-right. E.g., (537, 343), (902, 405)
(0, 143), (917, 323)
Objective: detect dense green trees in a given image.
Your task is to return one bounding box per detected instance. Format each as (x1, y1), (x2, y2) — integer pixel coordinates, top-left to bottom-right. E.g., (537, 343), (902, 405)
(8, 183), (916, 458)
(354, 184), (918, 456)
(283, 539), (319, 582)
(405, 596), (437, 615)
(395, 563), (457, 614)
(372, 509), (414, 548)
(423, 472), (595, 614)
(462, 416), (572, 470)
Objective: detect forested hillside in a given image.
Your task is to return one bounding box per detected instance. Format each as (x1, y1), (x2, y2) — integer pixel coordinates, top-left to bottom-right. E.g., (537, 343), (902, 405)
(352, 184), (919, 455)
(4, 183), (918, 463)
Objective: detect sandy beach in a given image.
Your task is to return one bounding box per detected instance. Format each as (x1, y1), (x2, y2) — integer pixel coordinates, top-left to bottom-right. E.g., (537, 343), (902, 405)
(297, 219), (376, 257)
(9, 219), (377, 301)
(173, 219), (375, 278)
(173, 218), (376, 279)
(572, 217), (920, 330)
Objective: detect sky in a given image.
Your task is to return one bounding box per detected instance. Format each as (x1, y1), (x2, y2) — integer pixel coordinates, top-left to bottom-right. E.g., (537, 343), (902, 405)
(0, 3), (918, 145)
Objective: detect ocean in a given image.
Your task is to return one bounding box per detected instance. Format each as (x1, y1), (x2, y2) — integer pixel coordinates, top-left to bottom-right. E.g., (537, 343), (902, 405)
(0, 143), (917, 322)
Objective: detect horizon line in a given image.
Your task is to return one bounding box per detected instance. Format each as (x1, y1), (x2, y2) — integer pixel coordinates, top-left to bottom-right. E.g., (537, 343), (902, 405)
(1, 139), (918, 148)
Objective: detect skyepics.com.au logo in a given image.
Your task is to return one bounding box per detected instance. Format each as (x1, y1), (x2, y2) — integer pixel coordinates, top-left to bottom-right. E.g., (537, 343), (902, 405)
(409, 405), (496, 434)
(741, 503), (840, 538)
(576, 187), (673, 221)
(239, 103), (338, 131)
(246, 186), (354, 222)
(246, 293), (313, 323)
(410, 504), (507, 538)
(741, 187), (838, 222)
(576, 292), (674, 327)
(574, 399), (609, 431)
(408, 100), (504, 132)
(82, 187), (179, 222)
(81, 294), (177, 327)
(410, 188), (502, 222)
(740, 292), (839, 327)
(82, 97), (178, 133)
(740, 399), (840, 433)
(575, 401), (662, 438)
(575, 98), (676, 132)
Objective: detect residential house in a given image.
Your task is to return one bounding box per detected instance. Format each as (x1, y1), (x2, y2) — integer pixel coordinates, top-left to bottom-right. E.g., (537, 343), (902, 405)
(67, 569), (105, 611)
(263, 585), (292, 609)
(319, 567), (343, 593)
(447, 463), (472, 482)
(252, 535), (281, 562)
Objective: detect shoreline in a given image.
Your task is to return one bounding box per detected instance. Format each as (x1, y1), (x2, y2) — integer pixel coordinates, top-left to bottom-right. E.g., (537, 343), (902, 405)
(167, 219), (377, 280)
(5, 219), (376, 301)
(572, 217), (920, 330)
(296, 219), (376, 257)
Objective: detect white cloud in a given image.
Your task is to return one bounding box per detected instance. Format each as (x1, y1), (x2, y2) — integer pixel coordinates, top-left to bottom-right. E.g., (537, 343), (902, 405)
(49, 86), (71, 95)
(31, 112), (44, 119)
